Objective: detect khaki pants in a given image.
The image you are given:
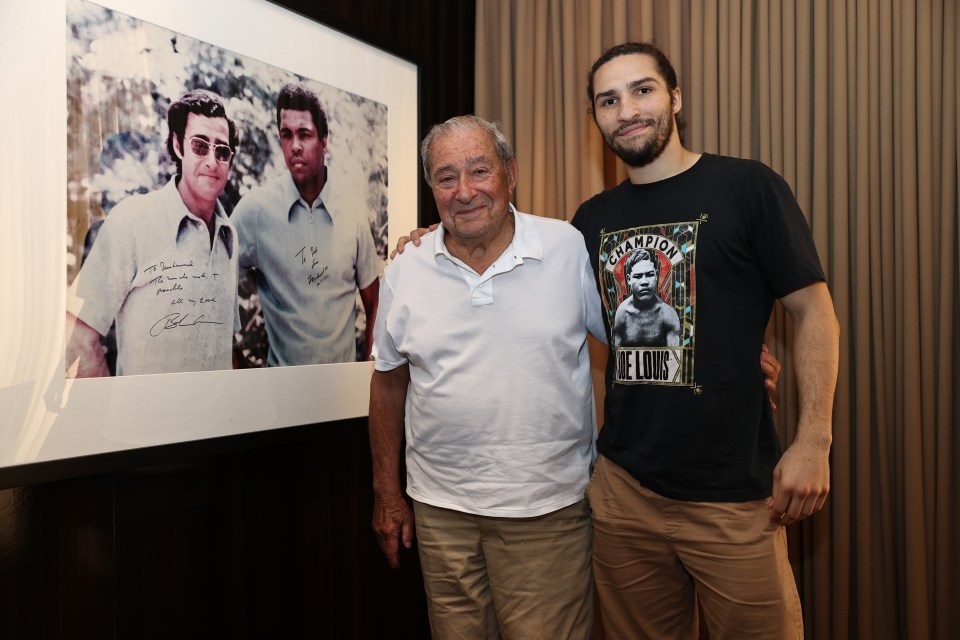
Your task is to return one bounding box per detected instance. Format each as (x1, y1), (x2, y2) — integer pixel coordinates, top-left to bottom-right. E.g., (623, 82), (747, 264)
(413, 499), (594, 640)
(587, 455), (803, 640)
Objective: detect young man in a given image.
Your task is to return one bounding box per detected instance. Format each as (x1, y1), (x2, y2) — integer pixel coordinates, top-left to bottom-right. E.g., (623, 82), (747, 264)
(575, 42), (840, 638)
(66, 90), (239, 377)
(232, 84), (381, 365)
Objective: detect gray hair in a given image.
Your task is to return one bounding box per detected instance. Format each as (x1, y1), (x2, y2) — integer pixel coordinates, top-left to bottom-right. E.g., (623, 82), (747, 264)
(420, 115), (515, 183)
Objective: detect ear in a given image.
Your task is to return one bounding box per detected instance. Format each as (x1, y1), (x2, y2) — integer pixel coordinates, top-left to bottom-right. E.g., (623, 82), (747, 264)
(172, 133), (184, 160)
(671, 87), (682, 115)
(506, 157), (519, 195)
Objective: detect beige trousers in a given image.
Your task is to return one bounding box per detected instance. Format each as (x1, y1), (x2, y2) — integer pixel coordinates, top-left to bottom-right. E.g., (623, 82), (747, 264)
(413, 499), (594, 640)
(587, 455), (803, 640)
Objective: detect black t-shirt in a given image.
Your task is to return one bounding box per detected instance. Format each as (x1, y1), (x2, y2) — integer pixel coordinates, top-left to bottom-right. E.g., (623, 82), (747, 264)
(572, 153), (825, 501)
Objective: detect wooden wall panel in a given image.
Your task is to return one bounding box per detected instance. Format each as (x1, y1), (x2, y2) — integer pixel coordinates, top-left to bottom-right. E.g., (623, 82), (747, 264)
(0, 476), (114, 639)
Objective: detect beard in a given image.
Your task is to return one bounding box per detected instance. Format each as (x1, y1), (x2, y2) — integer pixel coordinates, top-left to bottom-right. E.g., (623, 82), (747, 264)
(603, 109), (674, 168)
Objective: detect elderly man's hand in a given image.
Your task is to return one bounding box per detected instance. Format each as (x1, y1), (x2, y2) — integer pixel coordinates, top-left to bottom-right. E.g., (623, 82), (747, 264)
(372, 493), (415, 568)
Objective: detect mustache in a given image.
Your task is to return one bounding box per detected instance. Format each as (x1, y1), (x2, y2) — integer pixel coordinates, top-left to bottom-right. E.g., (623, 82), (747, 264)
(618, 118), (656, 135)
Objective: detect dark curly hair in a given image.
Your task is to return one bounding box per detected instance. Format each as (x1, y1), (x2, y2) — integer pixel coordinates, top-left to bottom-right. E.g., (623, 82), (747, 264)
(276, 84), (328, 139)
(166, 89), (239, 175)
(625, 248), (658, 277)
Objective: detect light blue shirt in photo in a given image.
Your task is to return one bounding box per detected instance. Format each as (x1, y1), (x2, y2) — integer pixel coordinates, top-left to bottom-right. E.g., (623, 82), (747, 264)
(232, 171), (382, 366)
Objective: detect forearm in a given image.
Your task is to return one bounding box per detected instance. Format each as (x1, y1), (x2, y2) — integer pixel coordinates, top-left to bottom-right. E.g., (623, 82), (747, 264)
(360, 279), (380, 361)
(369, 366), (410, 497)
(65, 313), (110, 378)
(782, 282), (840, 447)
(363, 323), (376, 361)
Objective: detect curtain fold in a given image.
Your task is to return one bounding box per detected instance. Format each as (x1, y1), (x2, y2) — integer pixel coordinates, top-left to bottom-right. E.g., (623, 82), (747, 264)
(475, 1), (959, 638)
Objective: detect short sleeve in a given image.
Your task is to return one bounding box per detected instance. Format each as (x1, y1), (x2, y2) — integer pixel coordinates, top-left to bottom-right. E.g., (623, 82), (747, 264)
(581, 252), (606, 344)
(370, 269), (405, 370)
(748, 166), (826, 298)
(70, 204), (138, 336)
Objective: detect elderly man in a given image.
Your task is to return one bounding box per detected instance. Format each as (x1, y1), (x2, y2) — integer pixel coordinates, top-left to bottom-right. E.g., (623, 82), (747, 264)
(576, 42), (840, 639)
(232, 84), (381, 365)
(369, 115), (604, 639)
(66, 89), (239, 377)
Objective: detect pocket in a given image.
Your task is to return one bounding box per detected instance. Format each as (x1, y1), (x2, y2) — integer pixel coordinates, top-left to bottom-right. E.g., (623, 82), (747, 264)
(584, 456), (605, 508)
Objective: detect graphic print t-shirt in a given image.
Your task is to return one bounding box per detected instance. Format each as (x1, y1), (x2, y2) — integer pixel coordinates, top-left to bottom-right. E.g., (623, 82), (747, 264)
(572, 154), (825, 501)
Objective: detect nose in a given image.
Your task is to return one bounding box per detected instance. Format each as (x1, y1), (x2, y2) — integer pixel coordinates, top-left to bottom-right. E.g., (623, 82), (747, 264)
(455, 173), (476, 201)
(618, 95), (640, 122)
(201, 147), (219, 168)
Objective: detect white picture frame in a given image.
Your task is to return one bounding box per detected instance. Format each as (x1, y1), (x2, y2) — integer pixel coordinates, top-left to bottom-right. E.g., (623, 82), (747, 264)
(0, 0), (418, 470)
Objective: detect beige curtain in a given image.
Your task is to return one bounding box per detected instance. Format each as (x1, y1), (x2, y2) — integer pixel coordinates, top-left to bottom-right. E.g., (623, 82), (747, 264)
(475, 1), (959, 638)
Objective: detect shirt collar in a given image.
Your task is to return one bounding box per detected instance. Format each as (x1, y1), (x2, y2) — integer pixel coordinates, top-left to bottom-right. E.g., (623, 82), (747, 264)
(431, 204), (543, 262)
(282, 169), (338, 222)
(167, 177), (234, 257)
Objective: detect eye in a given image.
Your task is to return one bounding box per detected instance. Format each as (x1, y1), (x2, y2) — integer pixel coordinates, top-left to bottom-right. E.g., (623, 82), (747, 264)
(190, 138), (210, 156)
(600, 97), (617, 108)
(214, 144), (234, 163)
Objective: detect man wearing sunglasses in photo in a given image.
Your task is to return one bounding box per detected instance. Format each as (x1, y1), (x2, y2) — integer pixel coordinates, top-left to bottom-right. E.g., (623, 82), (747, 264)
(66, 89), (240, 377)
(230, 84), (381, 366)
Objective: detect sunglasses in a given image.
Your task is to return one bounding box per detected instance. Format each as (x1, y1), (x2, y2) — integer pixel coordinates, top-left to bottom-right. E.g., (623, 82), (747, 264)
(187, 136), (234, 164)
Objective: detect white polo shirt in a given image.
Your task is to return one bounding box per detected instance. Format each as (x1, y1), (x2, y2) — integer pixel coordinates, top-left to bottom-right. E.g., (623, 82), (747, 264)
(373, 207), (605, 517)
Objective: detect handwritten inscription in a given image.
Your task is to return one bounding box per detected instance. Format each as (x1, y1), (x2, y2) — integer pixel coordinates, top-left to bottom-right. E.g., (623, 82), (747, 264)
(296, 246), (329, 287)
(144, 260), (195, 274)
(156, 283), (184, 295)
(308, 266), (330, 287)
(150, 313), (223, 337)
(142, 259), (224, 337)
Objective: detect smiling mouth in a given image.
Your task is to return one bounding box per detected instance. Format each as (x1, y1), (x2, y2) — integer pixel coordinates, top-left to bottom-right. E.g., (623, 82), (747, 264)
(619, 120), (653, 137)
(452, 200), (486, 214)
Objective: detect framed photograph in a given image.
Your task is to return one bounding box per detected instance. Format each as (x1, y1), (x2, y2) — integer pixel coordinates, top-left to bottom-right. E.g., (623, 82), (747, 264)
(0, 0), (418, 473)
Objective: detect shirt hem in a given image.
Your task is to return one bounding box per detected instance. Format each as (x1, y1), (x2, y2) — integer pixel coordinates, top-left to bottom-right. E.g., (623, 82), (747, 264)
(407, 489), (584, 518)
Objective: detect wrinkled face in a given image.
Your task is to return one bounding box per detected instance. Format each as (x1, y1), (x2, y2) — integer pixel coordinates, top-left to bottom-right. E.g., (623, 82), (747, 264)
(174, 113), (232, 206)
(279, 108), (326, 190)
(628, 258), (658, 302)
(592, 53), (679, 168)
(428, 128), (517, 243)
